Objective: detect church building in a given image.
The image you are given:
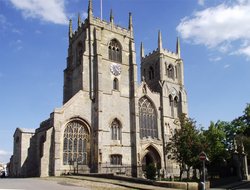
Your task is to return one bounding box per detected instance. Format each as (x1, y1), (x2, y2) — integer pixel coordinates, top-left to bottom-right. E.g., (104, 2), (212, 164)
(10, 0), (188, 177)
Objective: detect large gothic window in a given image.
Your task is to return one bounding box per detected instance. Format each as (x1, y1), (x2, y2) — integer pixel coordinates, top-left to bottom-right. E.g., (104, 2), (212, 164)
(139, 97), (158, 139)
(111, 118), (121, 141)
(63, 121), (89, 165)
(108, 39), (122, 63)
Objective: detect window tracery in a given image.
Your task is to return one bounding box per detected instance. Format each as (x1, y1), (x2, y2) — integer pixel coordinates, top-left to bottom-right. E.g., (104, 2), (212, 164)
(63, 121), (89, 165)
(139, 97), (158, 139)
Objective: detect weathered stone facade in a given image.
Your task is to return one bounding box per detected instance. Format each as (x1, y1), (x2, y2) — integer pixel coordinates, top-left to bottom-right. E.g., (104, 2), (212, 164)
(10, 0), (188, 178)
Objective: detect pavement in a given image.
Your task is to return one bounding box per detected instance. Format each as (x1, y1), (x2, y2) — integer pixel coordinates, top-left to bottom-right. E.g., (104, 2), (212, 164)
(1, 175), (250, 190)
(63, 175), (250, 190)
(0, 176), (171, 190)
(63, 175), (179, 190)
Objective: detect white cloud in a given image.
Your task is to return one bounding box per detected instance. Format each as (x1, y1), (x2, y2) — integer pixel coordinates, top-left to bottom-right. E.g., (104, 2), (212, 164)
(234, 45), (250, 58)
(198, 0), (205, 6)
(9, 0), (68, 25)
(0, 150), (10, 156)
(209, 56), (221, 62)
(177, 0), (250, 59)
(224, 64), (230, 68)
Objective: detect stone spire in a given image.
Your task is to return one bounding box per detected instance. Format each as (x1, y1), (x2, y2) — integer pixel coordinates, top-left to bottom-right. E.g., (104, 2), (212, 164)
(140, 42), (144, 61)
(77, 13), (81, 28)
(88, 0), (93, 18)
(110, 9), (114, 23)
(128, 12), (133, 31)
(158, 30), (163, 51)
(176, 37), (181, 58)
(69, 19), (73, 39)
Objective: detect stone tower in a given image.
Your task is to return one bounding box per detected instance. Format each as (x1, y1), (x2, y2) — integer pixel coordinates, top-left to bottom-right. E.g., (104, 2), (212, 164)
(63, 0), (138, 174)
(140, 31), (188, 172)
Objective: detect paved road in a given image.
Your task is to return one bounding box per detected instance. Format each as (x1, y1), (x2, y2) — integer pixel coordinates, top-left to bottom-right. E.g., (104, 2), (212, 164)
(211, 180), (250, 190)
(0, 176), (178, 190)
(0, 178), (89, 190)
(230, 181), (250, 189)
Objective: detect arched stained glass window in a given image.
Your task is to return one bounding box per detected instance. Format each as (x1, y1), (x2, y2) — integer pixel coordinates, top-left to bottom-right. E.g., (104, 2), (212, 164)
(63, 121), (89, 165)
(108, 39), (122, 63)
(139, 97), (158, 139)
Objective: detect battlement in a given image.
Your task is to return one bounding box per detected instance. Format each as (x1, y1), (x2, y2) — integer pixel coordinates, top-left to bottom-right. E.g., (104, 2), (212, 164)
(143, 48), (179, 61)
(141, 31), (181, 62)
(69, 14), (132, 43)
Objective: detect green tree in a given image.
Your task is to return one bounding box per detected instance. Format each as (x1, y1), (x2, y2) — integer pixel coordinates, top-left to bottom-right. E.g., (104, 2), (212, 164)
(232, 104), (250, 155)
(166, 114), (202, 180)
(204, 121), (229, 161)
(203, 121), (230, 178)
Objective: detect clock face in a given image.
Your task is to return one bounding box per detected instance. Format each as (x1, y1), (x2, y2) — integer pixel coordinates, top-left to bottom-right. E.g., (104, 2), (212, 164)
(110, 63), (121, 76)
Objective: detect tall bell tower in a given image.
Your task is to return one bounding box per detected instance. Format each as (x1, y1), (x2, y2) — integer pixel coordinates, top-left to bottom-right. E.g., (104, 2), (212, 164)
(63, 0), (138, 174)
(140, 31), (188, 119)
(140, 31), (188, 172)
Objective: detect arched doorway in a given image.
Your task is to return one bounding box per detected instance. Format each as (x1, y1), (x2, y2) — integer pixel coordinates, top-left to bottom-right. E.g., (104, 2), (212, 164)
(142, 146), (161, 171)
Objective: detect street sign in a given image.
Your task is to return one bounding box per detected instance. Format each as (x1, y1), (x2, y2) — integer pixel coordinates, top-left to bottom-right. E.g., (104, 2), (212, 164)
(199, 152), (207, 161)
(199, 151), (207, 190)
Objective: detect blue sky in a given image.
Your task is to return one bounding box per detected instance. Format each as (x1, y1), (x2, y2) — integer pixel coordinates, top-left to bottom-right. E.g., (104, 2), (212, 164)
(1, 0), (250, 163)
